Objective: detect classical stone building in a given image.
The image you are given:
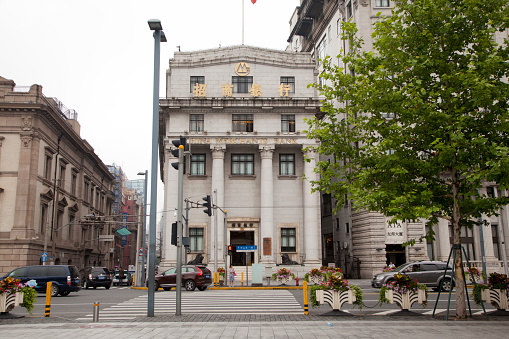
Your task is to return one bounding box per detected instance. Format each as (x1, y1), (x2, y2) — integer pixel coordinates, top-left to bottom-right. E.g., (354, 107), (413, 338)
(287, 0), (508, 278)
(0, 76), (117, 275)
(158, 45), (323, 276)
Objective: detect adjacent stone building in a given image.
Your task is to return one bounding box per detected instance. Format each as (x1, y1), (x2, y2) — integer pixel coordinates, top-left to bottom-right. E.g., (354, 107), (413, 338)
(0, 76), (116, 275)
(158, 45), (323, 275)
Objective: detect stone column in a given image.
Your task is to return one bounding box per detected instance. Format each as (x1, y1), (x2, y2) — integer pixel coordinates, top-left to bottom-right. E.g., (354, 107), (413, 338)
(211, 145), (225, 267)
(160, 145), (178, 268)
(302, 148), (321, 265)
(437, 219), (451, 261)
(259, 145), (275, 264)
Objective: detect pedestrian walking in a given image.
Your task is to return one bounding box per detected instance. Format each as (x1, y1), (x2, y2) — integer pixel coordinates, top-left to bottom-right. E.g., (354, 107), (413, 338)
(118, 267), (125, 286)
(229, 264), (235, 287)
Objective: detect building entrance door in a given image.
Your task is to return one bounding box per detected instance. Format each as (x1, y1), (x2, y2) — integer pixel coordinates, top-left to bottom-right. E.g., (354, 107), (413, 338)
(230, 231), (255, 266)
(386, 244), (405, 267)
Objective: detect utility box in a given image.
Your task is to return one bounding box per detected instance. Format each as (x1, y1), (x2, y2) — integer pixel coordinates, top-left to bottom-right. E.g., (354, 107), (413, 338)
(251, 264), (263, 286)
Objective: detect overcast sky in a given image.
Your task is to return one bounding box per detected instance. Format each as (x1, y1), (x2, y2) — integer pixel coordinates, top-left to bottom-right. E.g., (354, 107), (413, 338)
(1, 0), (300, 212)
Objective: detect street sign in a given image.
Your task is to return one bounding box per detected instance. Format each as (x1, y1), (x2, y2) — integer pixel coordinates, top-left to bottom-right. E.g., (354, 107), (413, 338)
(41, 252), (47, 262)
(236, 245), (257, 252)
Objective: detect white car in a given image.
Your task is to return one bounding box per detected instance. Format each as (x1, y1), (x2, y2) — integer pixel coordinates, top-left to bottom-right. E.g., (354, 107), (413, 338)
(112, 271), (133, 286)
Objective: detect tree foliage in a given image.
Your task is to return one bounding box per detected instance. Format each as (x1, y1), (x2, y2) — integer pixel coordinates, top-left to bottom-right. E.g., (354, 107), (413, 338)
(306, 0), (509, 319)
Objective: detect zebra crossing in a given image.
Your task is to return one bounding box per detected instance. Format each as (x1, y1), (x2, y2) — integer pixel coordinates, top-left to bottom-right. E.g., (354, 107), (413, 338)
(76, 289), (303, 321)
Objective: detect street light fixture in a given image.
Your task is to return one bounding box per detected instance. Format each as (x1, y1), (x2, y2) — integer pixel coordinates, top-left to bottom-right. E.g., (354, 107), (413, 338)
(147, 18), (165, 318)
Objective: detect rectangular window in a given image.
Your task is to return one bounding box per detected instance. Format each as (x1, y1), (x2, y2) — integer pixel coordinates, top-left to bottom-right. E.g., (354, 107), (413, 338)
(190, 114), (204, 132)
(44, 154), (52, 180)
(232, 154), (254, 175)
(68, 214), (75, 239)
(425, 225), (434, 260)
(492, 224), (500, 260)
(317, 36), (327, 66)
(40, 204), (48, 233)
(90, 187), (94, 206)
(71, 172), (77, 195)
(190, 76), (205, 93)
(281, 228), (296, 252)
(281, 114), (295, 132)
(347, 1), (353, 19)
(84, 181), (89, 202)
(279, 154), (295, 176)
(280, 77), (295, 93)
(322, 193), (332, 215)
(232, 76), (253, 93)
(376, 0), (390, 7)
(59, 165), (66, 187)
(232, 114), (253, 132)
(190, 154), (206, 175)
(190, 228), (204, 252)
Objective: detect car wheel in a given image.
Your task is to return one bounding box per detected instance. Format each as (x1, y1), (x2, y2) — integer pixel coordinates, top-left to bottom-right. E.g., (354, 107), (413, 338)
(105, 284), (111, 290)
(163, 287), (172, 291)
(154, 281), (160, 291)
(50, 284), (59, 297)
(93, 286), (97, 289)
(197, 285), (207, 291)
(441, 278), (453, 292)
(185, 279), (196, 291)
(60, 291), (70, 296)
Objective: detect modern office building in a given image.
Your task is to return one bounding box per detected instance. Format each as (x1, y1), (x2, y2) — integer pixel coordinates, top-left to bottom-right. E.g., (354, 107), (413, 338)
(287, 0), (508, 278)
(158, 45), (323, 275)
(0, 76), (116, 275)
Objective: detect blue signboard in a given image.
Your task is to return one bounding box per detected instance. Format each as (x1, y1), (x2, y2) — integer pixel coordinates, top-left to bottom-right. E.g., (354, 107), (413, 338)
(236, 245), (257, 252)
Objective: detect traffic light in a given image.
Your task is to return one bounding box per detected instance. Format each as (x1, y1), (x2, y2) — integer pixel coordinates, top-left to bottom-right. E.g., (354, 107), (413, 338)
(171, 136), (187, 173)
(171, 222), (177, 246)
(227, 245), (232, 255)
(202, 195), (212, 216)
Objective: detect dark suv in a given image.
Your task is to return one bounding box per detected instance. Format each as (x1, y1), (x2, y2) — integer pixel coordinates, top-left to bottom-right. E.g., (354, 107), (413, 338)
(371, 261), (455, 291)
(83, 267), (112, 289)
(153, 265), (212, 291)
(1, 265), (81, 296)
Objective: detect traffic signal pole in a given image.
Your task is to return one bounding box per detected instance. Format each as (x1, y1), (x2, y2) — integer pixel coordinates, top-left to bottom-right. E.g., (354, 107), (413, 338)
(176, 145), (184, 316)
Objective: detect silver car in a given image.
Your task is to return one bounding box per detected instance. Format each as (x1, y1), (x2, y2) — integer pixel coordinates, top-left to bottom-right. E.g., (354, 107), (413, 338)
(371, 261), (455, 291)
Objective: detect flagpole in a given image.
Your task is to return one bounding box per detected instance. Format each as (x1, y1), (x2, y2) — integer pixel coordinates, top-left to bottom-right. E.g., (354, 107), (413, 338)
(242, 0), (244, 45)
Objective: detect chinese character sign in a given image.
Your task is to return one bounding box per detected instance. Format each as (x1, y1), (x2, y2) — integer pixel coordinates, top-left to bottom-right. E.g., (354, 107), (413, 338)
(250, 84), (262, 97)
(278, 83), (291, 97)
(222, 83), (234, 97)
(385, 219), (405, 244)
(193, 83), (207, 97)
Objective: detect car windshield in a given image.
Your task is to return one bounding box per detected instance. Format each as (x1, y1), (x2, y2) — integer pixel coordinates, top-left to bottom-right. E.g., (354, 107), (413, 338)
(392, 264), (410, 272)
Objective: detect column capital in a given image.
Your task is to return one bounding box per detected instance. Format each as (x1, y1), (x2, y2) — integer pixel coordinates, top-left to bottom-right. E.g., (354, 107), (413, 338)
(211, 145), (226, 158)
(259, 144), (275, 159)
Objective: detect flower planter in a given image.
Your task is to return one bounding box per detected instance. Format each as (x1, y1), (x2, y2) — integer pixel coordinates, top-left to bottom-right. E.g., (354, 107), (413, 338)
(278, 276), (293, 285)
(309, 275), (323, 285)
(0, 292), (23, 313)
(385, 289), (426, 310)
(481, 289), (509, 310)
(315, 289), (356, 311)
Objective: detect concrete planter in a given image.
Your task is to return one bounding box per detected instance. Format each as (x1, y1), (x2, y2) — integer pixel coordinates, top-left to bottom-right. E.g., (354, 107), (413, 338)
(309, 275), (323, 285)
(0, 292), (23, 313)
(278, 276), (293, 285)
(315, 289), (355, 311)
(481, 289), (509, 310)
(385, 289), (426, 310)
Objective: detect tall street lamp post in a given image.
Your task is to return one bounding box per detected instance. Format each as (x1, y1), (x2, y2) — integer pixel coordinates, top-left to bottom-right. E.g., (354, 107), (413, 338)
(147, 19), (166, 317)
(137, 171), (148, 287)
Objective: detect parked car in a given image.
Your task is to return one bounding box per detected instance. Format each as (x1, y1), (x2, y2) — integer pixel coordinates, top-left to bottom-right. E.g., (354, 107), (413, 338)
(371, 261), (455, 291)
(0, 265), (81, 297)
(83, 267), (112, 289)
(152, 265), (212, 291)
(112, 271), (133, 286)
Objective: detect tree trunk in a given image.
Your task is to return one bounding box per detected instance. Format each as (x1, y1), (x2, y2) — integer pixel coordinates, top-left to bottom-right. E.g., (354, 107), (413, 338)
(452, 170), (467, 319)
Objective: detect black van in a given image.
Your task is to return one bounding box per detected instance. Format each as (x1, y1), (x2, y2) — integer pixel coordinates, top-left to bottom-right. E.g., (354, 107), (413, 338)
(1, 265), (81, 296)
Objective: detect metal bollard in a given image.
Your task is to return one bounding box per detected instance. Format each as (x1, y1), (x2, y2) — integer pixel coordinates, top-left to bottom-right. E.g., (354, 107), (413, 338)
(45, 282), (52, 317)
(296, 277), (299, 286)
(303, 281), (308, 315)
(93, 301), (100, 322)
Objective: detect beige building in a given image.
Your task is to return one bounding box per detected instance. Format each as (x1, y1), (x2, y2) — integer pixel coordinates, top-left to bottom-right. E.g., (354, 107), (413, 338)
(158, 46), (323, 276)
(0, 76), (117, 275)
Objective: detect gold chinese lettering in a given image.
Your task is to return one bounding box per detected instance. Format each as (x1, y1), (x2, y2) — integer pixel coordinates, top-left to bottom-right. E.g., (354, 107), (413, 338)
(222, 83), (234, 97)
(250, 84), (262, 97)
(193, 83), (207, 97)
(278, 83), (291, 97)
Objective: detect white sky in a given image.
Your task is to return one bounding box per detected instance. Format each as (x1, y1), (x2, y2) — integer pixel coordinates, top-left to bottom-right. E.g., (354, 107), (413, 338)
(1, 0), (300, 212)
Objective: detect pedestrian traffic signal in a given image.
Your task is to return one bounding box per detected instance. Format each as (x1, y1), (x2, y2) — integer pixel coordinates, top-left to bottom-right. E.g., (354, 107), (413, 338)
(202, 195), (212, 216)
(227, 245), (232, 255)
(171, 222), (177, 246)
(171, 136), (187, 173)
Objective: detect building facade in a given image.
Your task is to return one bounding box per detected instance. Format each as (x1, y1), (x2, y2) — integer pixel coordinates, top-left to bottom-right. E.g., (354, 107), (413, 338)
(158, 46), (323, 275)
(0, 76), (117, 275)
(287, 0), (508, 278)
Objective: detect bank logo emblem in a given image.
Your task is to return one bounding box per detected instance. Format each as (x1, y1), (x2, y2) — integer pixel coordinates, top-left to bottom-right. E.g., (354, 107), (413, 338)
(235, 62), (250, 76)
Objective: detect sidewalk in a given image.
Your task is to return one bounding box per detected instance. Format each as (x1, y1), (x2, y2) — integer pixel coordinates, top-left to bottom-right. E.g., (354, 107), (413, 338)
(1, 318), (508, 338)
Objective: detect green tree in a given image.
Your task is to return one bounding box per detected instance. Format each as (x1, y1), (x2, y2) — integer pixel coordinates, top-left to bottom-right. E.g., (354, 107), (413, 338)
(307, 0), (509, 319)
